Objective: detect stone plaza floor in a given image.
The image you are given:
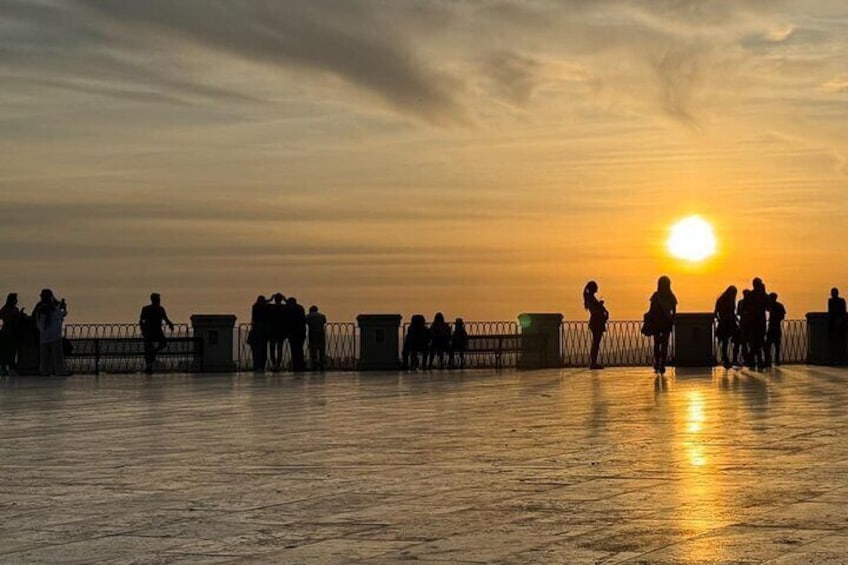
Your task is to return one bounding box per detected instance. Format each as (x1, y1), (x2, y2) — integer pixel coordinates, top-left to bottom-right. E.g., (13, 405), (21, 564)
(2, 366), (848, 564)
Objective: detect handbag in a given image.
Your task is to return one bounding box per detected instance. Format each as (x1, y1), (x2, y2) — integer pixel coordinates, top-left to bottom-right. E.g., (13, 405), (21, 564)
(640, 311), (655, 337)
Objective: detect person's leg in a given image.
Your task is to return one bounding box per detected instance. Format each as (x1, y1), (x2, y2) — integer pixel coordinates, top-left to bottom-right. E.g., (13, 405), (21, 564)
(144, 339), (156, 373)
(775, 332), (782, 366)
(590, 330), (603, 368)
(53, 340), (67, 375)
(318, 335), (326, 370)
(39, 343), (50, 376)
(292, 337), (306, 372)
(654, 333), (662, 372)
(658, 333), (669, 373)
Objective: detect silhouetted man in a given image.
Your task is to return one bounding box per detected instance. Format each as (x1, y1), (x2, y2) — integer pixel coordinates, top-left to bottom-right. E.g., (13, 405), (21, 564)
(828, 288), (847, 364)
(268, 293), (286, 371)
(140, 293), (175, 374)
(747, 278), (768, 369)
(0, 293), (23, 376)
(306, 305), (327, 371)
(285, 297), (307, 372)
(764, 292), (786, 367)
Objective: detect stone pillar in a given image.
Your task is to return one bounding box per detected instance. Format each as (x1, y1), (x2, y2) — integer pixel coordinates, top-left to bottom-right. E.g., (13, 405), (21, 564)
(357, 314), (402, 370)
(806, 312), (845, 365)
(190, 315), (237, 372)
(673, 313), (715, 367)
(517, 313), (563, 369)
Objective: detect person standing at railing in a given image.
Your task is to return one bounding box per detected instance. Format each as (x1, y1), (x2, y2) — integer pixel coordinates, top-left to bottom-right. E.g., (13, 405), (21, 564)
(0, 293), (24, 376)
(746, 278), (769, 369)
(402, 315), (429, 370)
(583, 281), (608, 370)
(450, 318), (468, 369)
(139, 293), (175, 375)
(33, 289), (68, 376)
(428, 312), (452, 370)
(714, 286), (739, 369)
(306, 305), (327, 371)
(268, 293), (286, 371)
(827, 288), (847, 365)
(285, 296), (307, 373)
(647, 276), (677, 375)
(764, 292), (786, 367)
(249, 295), (272, 372)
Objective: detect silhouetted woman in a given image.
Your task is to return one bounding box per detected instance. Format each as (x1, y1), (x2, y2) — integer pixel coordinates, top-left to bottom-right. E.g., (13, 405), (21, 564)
(428, 312), (451, 369)
(0, 293), (22, 376)
(714, 286), (738, 369)
(583, 281), (608, 370)
(648, 276), (677, 375)
(249, 295), (271, 372)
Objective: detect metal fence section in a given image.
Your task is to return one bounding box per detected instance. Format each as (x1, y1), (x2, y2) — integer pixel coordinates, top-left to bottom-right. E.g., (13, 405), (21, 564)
(563, 320), (660, 367)
(402, 320), (521, 369)
(63, 323), (196, 373)
(563, 319), (808, 368)
(236, 323), (357, 371)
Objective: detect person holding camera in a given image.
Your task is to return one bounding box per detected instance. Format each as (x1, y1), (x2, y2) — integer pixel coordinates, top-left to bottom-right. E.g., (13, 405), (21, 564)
(33, 289), (68, 376)
(140, 293), (175, 374)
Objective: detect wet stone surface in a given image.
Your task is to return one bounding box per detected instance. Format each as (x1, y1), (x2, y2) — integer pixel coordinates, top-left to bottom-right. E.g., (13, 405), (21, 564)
(1, 366), (848, 563)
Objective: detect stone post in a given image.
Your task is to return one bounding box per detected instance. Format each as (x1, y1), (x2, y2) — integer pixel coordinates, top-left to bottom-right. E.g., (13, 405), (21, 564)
(517, 313), (563, 369)
(190, 315), (237, 372)
(357, 314), (402, 370)
(673, 313), (715, 367)
(806, 312), (845, 365)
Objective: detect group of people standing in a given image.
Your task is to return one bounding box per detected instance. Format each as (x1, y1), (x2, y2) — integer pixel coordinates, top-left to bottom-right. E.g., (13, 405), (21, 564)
(0, 289), (69, 377)
(248, 294), (327, 372)
(714, 279), (786, 369)
(583, 276), (787, 373)
(402, 313), (469, 370)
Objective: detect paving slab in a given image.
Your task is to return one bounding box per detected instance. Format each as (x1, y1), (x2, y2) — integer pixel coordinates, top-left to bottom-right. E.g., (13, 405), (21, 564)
(1, 366), (848, 563)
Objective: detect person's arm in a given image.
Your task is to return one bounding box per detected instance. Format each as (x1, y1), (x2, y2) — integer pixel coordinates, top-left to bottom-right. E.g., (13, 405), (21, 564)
(162, 308), (175, 331)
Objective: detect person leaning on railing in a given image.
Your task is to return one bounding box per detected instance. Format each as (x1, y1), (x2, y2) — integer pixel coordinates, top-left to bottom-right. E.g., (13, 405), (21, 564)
(249, 295), (271, 372)
(139, 293), (175, 375)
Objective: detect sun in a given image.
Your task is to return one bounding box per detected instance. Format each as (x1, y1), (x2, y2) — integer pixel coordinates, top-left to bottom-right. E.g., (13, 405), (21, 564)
(667, 216), (717, 262)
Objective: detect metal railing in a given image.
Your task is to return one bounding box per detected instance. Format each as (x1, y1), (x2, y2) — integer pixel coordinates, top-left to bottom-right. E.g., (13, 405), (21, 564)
(236, 323), (357, 371)
(402, 320), (521, 369)
(63, 323), (196, 373)
(563, 320), (663, 367)
(562, 319), (807, 367)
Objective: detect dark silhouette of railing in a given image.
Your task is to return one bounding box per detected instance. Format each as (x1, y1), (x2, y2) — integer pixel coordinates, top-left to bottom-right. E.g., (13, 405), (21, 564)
(402, 320), (521, 369)
(236, 322), (357, 371)
(562, 319), (807, 367)
(63, 323), (198, 373)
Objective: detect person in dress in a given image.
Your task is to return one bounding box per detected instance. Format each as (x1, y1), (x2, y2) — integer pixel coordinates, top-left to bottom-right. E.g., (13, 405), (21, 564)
(583, 281), (609, 370)
(648, 276), (677, 375)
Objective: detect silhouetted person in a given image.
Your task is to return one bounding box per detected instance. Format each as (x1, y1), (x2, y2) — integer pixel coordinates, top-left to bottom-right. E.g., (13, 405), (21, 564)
(306, 305), (327, 371)
(139, 293), (175, 374)
(33, 289), (68, 376)
(249, 295), (271, 372)
(285, 297), (307, 373)
(428, 312), (451, 369)
(765, 292), (786, 367)
(746, 278), (769, 369)
(583, 281), (609, 370)
(828, 288), (847, 364)
(714, 286), (739, 369)
(737, 289), (752, 367)
(0, 293), (23, 376)
(268, 293), (287, 371)
(450, 318), (468, 369)
(648, 276), (677, 375)
(402, 315), (429, 370)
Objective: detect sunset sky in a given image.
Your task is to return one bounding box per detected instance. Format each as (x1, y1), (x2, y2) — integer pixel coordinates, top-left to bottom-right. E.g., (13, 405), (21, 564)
(2, 1), (847, 323)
